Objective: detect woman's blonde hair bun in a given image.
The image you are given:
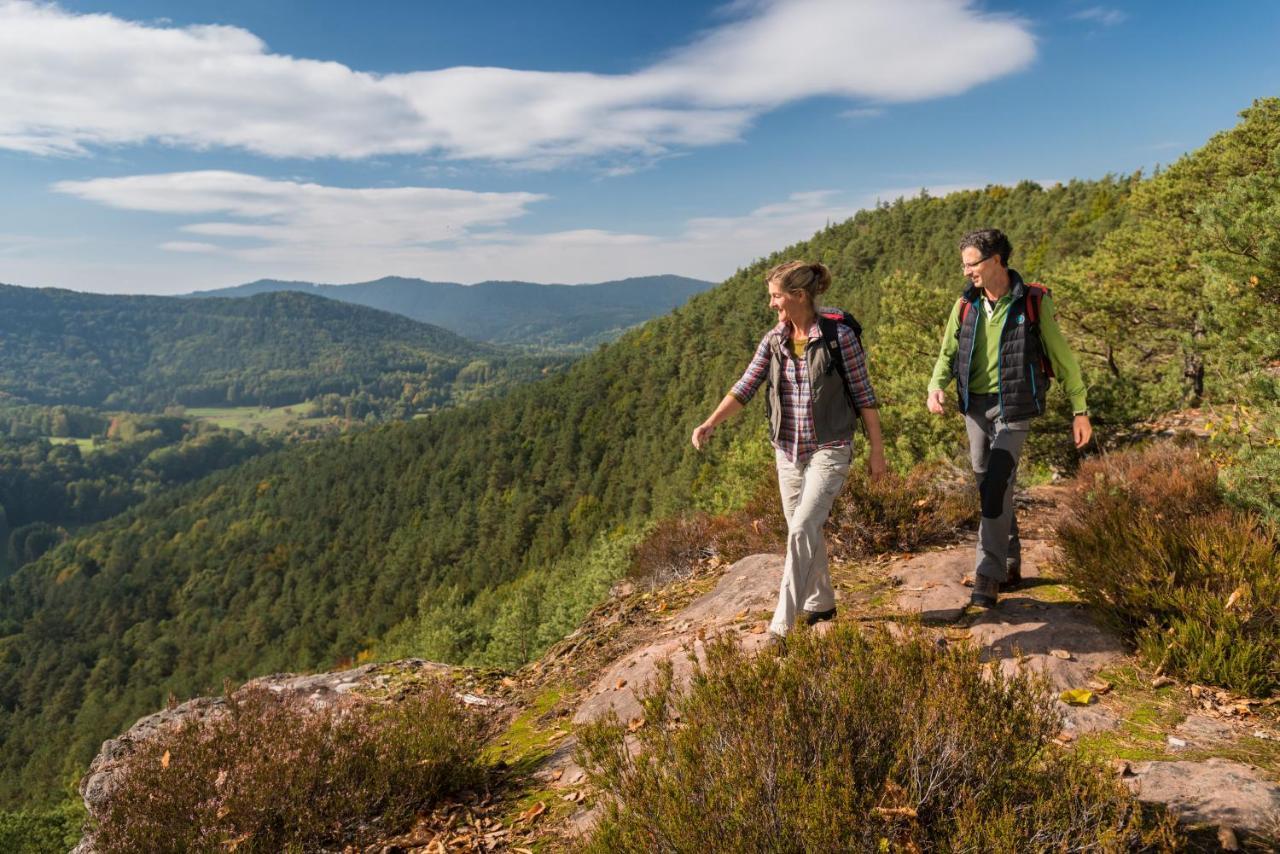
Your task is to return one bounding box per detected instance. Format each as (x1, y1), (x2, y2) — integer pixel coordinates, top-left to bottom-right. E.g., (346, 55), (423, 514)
(766, 260), (831, 300)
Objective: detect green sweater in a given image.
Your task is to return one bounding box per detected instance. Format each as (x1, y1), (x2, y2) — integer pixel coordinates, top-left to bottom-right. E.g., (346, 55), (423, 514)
(927, 291), (1088, 413)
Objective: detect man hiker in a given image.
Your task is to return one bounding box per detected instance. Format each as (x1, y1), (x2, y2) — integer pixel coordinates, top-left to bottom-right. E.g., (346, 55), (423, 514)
(926, 228), (1091, 608)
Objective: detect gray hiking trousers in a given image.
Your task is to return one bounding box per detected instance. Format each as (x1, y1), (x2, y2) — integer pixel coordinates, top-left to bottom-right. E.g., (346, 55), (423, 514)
(964, 393), (1029, 583)
(770, 445), (851, 636)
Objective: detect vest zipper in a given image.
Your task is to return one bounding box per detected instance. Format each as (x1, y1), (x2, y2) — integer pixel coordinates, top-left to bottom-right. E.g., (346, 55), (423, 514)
(1028, 361), (1038, 413)
(995, 296), (1014, 419)
(962, 296), (979, 413)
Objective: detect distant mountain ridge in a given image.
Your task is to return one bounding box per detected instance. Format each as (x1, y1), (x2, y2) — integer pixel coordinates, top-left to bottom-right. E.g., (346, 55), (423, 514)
(0, 284), (554, 411)
(190, 275), (715, 349)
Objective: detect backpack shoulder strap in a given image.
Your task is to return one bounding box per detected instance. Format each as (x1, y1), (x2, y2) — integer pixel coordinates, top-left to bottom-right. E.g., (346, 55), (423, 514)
(817, 314), (844, 373)
(1022, 283), (1055, 379)
(1024, 283), (1049, 325)
(955, 294), (974, 335)
(816, 311), (858, 410)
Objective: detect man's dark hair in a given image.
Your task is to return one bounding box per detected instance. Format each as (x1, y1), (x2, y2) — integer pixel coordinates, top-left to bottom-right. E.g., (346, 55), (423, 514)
(959, 229), (1013, 267)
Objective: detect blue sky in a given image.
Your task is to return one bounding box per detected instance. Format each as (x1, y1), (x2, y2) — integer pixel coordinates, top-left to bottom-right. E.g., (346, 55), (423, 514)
(0, 0), (1277, 294)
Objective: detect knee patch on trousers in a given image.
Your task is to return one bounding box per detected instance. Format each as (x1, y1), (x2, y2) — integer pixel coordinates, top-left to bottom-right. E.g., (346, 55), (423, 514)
(979, 449), (1015, 518)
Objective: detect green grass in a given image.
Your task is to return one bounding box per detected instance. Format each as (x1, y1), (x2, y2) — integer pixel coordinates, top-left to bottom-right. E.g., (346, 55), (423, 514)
(1073, 665), (1280, 780)
(186, 405), (334, 433)
(488, 685), (572, 769)
(43, 436), (98, 453)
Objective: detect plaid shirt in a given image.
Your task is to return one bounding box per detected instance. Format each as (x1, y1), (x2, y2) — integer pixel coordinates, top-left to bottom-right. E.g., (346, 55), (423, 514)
(730, 316), (878, 463)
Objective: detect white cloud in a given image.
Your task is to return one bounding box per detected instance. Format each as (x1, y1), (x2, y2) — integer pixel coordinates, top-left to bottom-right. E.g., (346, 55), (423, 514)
(1071, 6), (1127, 27)
(1, 0), (1035, 165)
(50, 170), (981, 289)
(54, 172), (546, 262)
(159, 241), (220, 253)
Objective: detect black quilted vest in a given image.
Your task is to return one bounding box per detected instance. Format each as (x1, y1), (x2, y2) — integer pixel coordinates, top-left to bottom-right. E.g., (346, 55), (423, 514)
(953, 269), (1049, 421)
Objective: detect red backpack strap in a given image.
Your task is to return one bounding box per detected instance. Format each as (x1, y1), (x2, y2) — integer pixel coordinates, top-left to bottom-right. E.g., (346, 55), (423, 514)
(1025, 283), (1049, 324)
(1024, 283), (1054, 378)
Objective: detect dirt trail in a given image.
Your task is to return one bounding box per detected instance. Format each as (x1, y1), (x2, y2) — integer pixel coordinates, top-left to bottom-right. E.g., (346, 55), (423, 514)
(549, 486), (1280, 846)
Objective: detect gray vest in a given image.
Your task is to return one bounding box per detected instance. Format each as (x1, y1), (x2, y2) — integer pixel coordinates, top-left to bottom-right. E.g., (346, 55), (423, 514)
(764, 330), (856, 445)
(953, 269), (1049, 421)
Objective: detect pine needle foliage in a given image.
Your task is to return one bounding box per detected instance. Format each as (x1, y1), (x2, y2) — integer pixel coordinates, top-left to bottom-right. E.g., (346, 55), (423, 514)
(1056, 444), (1280, 696)
(91, 682), (485, 854)
(577, 626), (1181, 852)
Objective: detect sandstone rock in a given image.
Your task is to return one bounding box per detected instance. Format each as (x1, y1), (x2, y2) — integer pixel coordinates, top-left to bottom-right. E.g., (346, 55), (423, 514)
(572, 554), (781, 727)
(1124, 758), (1280, 836)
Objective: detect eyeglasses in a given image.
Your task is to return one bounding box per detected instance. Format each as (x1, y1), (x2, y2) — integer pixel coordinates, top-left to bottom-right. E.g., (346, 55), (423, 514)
(961, 254), (991, 271)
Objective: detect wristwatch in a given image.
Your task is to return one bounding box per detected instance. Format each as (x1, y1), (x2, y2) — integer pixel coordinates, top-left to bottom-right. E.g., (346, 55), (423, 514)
(1073, 410), (1090, 417)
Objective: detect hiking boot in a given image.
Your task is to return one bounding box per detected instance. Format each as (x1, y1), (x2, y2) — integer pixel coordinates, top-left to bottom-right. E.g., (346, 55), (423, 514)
(970, 574), (999, 608)
(1001, 560), (1022, 592)
(803, 607), (837, 626)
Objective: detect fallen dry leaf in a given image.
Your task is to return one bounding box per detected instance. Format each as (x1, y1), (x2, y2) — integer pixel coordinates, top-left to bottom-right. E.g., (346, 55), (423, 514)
(628, 717), (646, 732)
(1049, 649), (1073, 660)
(548, 768), (563, 782)
(1087, 679), (1113, 695)
(1224, 584), (1247, 611)
(615, 678), (627, 690)
(518, 801), (547, 824)
(1152, 675), (1175, 689)
(750, 623), (767, 634)
(161, 750), (171, 769)
(871, 806), (918, 819)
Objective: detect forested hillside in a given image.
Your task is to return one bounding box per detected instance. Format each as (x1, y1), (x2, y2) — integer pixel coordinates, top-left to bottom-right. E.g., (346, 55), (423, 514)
(0, 287), (560, 412)
(0, 412), (282, 579)
(2, 98), (1277, 810)
(193, 275), (714, 350)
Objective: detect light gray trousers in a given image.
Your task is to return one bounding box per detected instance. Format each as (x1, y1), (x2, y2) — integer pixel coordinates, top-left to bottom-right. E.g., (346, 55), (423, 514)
(770, 445), (852, 636)
(963, 393), (1029, 582)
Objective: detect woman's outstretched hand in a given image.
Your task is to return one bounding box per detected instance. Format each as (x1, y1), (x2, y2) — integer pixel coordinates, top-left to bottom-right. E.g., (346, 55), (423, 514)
(691, 421), (715, 450)
(693, 395), (745, 450)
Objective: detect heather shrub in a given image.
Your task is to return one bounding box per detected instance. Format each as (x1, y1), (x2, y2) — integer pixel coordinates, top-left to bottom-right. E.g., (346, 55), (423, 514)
(827, 462), (975, 559)
(577, 626), (1179, 852)
(629, 479), (786, 586)
(92, 682), (486, 853)
(1057, 444), (1280, 696)
(630, 461), (974, 586)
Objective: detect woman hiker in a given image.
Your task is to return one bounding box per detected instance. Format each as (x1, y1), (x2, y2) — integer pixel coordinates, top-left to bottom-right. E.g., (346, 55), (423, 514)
(691, 260), (886, 650)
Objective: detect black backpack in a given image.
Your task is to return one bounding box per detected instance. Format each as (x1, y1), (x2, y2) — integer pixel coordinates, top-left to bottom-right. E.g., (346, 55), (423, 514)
(815, 307), (863, 411)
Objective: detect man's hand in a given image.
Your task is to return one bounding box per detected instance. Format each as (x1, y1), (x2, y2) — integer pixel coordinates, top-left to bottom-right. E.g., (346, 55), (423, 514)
(691, 421), (715, 450)
(1073, 414), (1093, 448)
(926, 388), (946, 415)
(867, 448), (887, 480)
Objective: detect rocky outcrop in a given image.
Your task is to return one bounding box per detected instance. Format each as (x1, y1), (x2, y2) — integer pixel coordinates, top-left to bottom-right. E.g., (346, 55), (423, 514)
(73, 659), (457, 854)
(1122, 758), (1280, 839)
